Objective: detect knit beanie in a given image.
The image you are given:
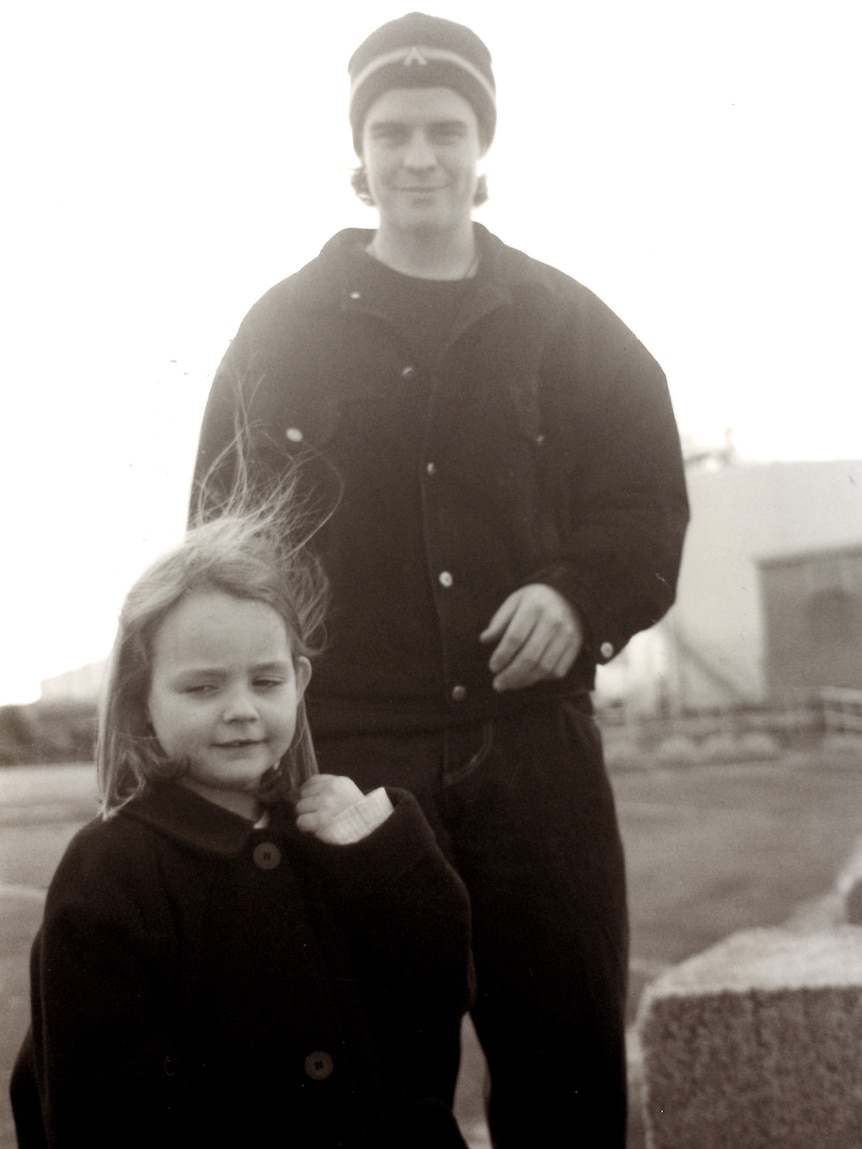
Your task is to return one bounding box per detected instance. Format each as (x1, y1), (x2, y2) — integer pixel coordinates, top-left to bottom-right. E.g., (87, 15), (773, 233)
(348, 12), (496, 153)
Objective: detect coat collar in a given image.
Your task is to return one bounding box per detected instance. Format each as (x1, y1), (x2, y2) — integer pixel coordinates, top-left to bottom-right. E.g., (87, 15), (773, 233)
(120, 781), (280, 858)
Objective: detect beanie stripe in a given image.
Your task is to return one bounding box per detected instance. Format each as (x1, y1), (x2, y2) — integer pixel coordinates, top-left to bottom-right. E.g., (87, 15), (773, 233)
(350, 45), (497, 110)
(348, 14), (496, 151)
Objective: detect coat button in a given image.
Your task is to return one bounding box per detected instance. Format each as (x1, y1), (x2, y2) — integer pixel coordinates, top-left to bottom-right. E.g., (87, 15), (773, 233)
(401, 365), (415, 379)
(304, 1051), (334, 1080)
(600, 641), (615, 660)
(426, 461), (437, 477)
(451, 685), (466, 702)
(438, 571), (453, 588)
(253, 842), (281, 870)
(285, 427), (304, 443)
(349, 290), (361, 300)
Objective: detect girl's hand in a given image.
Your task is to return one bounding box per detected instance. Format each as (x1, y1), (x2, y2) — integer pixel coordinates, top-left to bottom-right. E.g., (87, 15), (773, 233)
(295, 774), (365, 837)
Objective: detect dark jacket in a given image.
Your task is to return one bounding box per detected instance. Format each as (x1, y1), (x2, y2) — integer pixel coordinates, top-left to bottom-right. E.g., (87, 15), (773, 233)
(11, 783), (472, 1148)
(193, 225), (689, 734)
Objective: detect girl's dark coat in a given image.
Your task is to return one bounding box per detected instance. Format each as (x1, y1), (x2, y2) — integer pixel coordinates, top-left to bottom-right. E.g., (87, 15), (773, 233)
(11, 783), (473, 1148)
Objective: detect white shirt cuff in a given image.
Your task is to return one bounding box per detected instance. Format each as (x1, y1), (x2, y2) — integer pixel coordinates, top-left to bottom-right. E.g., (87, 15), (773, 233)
(316, 787), (395, 845)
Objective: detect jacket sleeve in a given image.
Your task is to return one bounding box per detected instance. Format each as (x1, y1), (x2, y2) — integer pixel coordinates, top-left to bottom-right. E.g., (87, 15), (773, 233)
(18, 822), (187, 1148)
(532, 290), (689, 664)
(305, 790), (474, 1024)
(189, 325), (257, 521)
(189, 288), (305, 523)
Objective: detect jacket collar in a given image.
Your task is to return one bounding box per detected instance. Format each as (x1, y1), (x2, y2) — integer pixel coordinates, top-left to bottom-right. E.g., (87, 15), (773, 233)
(121, 781), (273, 858)
(293, 223), (549, 322)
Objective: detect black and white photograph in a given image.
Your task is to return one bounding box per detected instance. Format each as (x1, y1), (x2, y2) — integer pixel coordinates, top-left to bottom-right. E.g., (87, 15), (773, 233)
(2, 3), (860, 1146)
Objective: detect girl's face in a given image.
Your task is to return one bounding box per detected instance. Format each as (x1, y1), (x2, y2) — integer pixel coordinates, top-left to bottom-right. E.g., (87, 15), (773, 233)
(147, 589), (310, 818)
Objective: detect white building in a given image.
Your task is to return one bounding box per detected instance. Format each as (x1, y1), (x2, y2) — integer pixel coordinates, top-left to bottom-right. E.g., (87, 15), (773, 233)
(596, 459), (862, 713)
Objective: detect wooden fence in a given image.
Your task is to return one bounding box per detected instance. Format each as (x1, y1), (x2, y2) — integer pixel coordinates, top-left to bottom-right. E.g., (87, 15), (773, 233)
(597, 687), (862, 761)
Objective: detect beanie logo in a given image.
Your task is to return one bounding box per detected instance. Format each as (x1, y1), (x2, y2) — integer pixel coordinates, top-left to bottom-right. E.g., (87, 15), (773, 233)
(402, 46), (429, 67)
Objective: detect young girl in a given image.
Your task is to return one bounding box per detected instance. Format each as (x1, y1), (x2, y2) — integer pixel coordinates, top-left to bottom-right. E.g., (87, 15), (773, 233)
(10, 503), (473, 1148)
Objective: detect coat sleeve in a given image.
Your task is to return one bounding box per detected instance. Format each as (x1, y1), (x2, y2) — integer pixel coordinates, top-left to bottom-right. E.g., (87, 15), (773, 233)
(17, 821), (187, 1148)
(532, 288), (689, 663)
(305, 790), (474, 1024)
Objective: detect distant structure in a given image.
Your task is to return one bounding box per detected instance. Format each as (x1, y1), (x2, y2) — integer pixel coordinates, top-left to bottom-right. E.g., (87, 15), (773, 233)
(760, 543), (862, 697)
(596, 458), (862, 713)
(0, 661), (105, 765)
(40, 660), (107, 703)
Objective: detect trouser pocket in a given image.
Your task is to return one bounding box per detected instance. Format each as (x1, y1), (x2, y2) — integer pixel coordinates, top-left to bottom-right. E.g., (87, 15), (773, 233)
(442, 721), (494, 787)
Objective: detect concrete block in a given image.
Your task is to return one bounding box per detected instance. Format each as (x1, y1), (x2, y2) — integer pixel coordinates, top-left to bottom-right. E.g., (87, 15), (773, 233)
(637, 927), (862, 1148)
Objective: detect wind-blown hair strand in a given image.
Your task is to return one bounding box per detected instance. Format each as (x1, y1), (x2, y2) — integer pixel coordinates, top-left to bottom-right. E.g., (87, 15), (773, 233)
(97, 454), (329, 818)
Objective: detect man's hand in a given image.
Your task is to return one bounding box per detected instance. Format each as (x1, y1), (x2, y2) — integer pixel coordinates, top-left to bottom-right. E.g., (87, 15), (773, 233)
(295, 774), (365, 837)
(480, 584), (584, 693)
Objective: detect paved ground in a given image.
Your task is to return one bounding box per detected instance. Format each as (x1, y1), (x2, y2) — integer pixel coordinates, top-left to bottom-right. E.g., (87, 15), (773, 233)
(3, 749), (862, 1148)
(1, 766), (98, 1148)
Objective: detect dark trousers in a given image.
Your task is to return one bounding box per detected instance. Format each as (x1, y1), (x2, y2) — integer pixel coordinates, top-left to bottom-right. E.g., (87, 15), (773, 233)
(315, 698), (629, 1148)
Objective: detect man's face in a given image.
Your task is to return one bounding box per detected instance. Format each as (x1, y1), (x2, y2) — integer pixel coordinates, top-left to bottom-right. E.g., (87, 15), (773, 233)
(361, 87), (483, 236)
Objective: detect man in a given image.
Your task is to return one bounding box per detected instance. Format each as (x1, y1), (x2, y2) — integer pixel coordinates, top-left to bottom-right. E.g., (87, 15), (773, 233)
(193, 13), (689, 1146)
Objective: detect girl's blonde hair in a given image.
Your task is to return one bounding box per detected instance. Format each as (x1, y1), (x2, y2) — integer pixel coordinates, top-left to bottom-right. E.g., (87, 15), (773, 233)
(96, 454), (330, 817)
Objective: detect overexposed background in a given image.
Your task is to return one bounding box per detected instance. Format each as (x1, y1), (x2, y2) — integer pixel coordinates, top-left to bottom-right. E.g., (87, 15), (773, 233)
(2, 0), (859, 702)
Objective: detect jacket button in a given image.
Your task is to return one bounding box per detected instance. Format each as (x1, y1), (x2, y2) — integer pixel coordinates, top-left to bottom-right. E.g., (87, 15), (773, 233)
(349, 290), (361, 300)
(253, 842), (281, 870)
(451, 685), (466, 702)
(304, 1051), (334, 1080)
(600, 641), (615, 660)
(438, 571), (453, 588)
(401, 365), (415, 379)
(426, 462), (437, 477)
(285, 427), (303, 443)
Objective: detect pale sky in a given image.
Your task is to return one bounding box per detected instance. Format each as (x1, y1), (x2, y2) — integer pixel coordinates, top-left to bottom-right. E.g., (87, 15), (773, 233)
(2, 0), (860, 704)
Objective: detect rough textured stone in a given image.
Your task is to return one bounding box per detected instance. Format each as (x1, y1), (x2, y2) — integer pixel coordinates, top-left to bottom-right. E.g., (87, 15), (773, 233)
(637, 927), (862, 1148)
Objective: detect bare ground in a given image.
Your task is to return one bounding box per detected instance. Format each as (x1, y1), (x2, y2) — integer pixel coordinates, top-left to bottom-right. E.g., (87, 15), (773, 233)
(3, 748), (862, 1148)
